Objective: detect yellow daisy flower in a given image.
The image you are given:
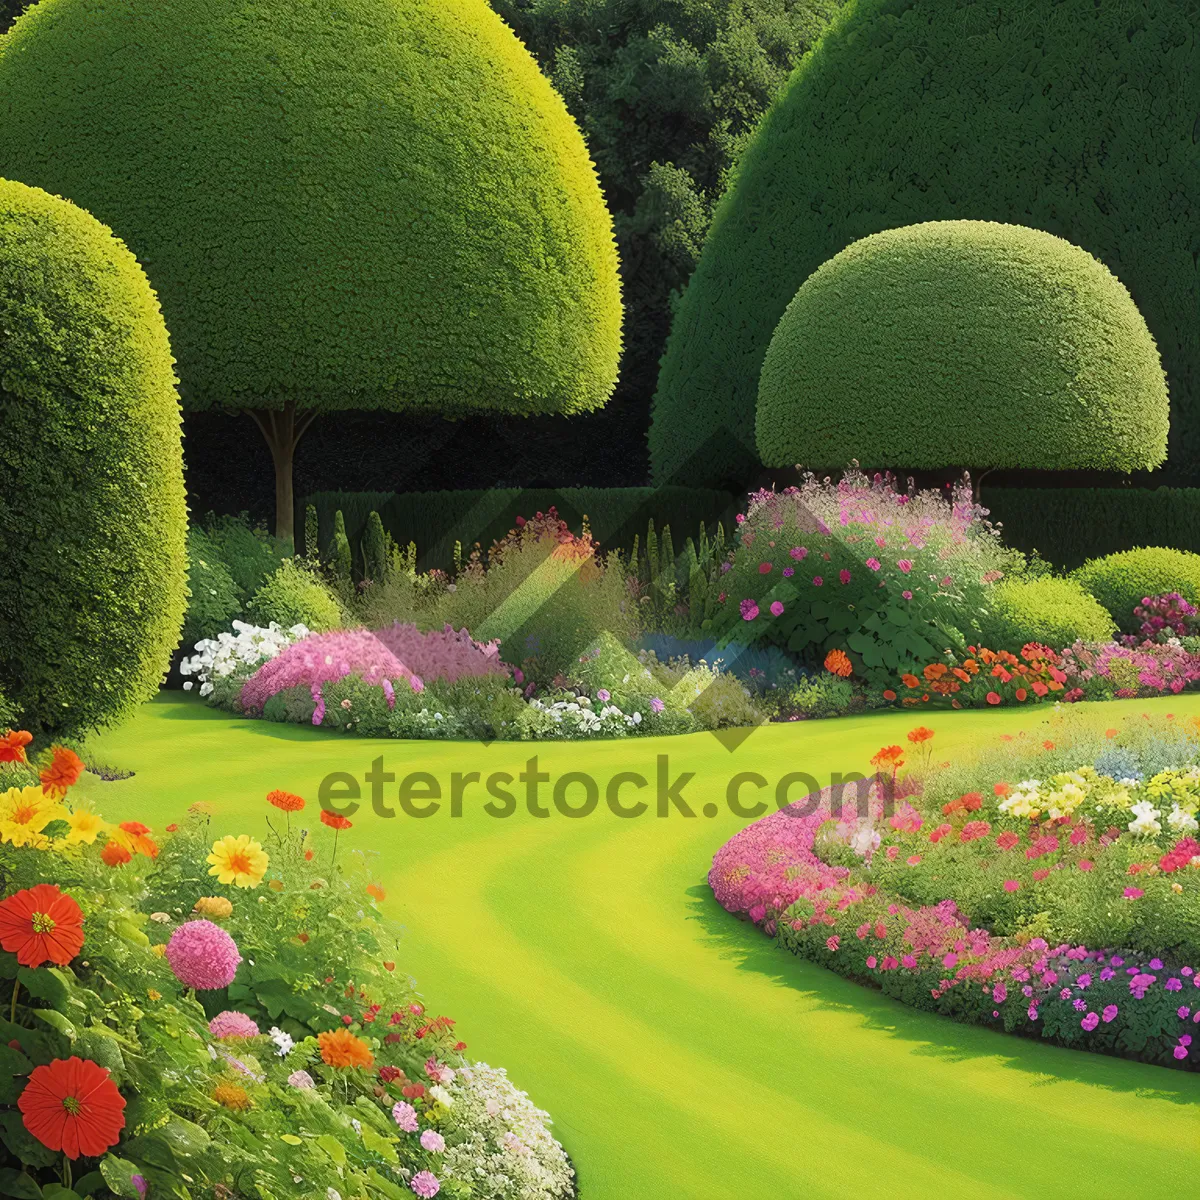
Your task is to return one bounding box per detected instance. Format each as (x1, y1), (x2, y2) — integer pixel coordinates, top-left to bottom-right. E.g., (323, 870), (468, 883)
(62, 806), (108, 846)
(206, 834), (269, 888)
(0, 785), (65, 848)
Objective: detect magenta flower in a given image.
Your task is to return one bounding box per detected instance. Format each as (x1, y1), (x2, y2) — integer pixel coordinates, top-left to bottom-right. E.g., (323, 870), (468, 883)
(790, 546), (808, 560)
(812, 576), (823, 587)
(902, 590), (913, 600)
(740, 599), (759, 621)
(782, 566), (794, 577)
(1080, 1012), (1099, 1031)
(1123, 887), (1145, 899)
(839, 569), (851, 584)
(770, 601), (785, 617)
(897, 559), (913, 573)
(1102, 1004), (1118, 1023)
(865, 557), (881, 571)
(165, 920), (241, 990)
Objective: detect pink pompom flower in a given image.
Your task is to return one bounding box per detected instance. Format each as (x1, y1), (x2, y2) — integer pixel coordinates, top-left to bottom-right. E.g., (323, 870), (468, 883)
(209, 1010), (260, 1039)
(165, 920), (241, 990)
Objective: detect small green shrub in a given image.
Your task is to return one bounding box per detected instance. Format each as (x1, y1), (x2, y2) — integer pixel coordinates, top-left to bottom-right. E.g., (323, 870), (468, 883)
(361, 510), (388, 584)
(247, 559), (343, 632)
(330, 509), (353, 588)
(0, 178), (186, 735)
(203, 512), (288, 599)
(1073, 547), (1200, 632)
(182, 527), (242, 646)
(975, 576), (1116, 652)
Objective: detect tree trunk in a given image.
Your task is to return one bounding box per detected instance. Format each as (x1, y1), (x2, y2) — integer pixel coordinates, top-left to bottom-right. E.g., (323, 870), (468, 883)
(246, 403), (319, 546)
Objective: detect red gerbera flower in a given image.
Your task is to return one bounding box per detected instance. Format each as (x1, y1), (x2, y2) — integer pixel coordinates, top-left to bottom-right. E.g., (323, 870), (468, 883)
(40, 746), (85, 798)
(267, 789), (306, 813)
(0, 884), (85, 967)
(18, 1057), (125, 1159)
(0, 729), (33, 763)
(320, 809), (352, 831)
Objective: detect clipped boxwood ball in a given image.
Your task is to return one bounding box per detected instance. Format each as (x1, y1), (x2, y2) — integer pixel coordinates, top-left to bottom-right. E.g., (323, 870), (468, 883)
(650, 0), (1197, 486)
(976, 576), (1116, 653)
(0, 0), (621, 417)
(756, 221), (1168, 471)
(0, 178), (186, 735)
(1073, 548), (1200, 633)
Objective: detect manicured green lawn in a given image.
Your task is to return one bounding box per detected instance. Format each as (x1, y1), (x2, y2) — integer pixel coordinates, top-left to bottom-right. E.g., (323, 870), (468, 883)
(79, 695), (1200, 1198)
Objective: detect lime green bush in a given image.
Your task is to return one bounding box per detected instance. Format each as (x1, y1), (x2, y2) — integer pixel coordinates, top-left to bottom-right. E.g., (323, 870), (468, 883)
(1073, 548), (1200, 632)
(203, 513), (287, 600)
(183, 528), (242, 646)
(246, 560), (343, 633)
(0, 178), (186, 736)
(650, 0), (1199, 485)
(756, 222), (1168, 471)
(976, 576), (1117, 652)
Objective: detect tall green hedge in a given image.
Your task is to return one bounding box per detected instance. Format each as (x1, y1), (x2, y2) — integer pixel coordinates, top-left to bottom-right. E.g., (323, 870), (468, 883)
(0, 178), (186, 735)
(304, 486), (737, 573)
(756, 221), (1167, 471)
(981, 489), (1200, 571)
(650, 0), (1199, 486)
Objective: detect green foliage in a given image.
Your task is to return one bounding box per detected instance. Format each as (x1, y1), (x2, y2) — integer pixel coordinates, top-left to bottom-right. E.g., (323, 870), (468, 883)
(974, 576), (1117, 653)
(651, 0), (1200, 485)
(362, 511), (388, 585)
(302, 504), (319, 565)
(0, 0), (621, 419)
(1073, 548), (1200, 633)
(202, 513), (287, 600)
(0, 178), (186, 736)
(982, 487), (1200, 570)
(756, 222), (1168, 471)
(246, 560), (343, 633)
(329, 510), (353, 589)
(492, 0), (843, 435)
(183, 528), (242, 646)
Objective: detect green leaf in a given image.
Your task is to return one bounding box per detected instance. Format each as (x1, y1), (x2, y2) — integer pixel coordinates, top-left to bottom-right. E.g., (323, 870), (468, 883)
(98, 1156), (143, 1200)
(17, 967), (70, 1011)
(0, 1167), (43, 1198)
(32, 1009), (76, 1040)
(359, 1125), (397, 1163)
(315, 1133), (346, 1166)
(41, 1187), (83, 1200)
(0, 1111), (58, 1170)
(69, 1174), (104, 1199)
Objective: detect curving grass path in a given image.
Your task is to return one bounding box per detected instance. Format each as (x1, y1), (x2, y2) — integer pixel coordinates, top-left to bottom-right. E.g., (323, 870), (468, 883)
(79, 695), (1200, 1197)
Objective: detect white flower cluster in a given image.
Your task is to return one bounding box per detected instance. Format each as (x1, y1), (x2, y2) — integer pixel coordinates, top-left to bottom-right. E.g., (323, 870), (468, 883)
(527, 698), (642, 736)
(180, 620), (309, 697)
(439, 1063), (575, 1199)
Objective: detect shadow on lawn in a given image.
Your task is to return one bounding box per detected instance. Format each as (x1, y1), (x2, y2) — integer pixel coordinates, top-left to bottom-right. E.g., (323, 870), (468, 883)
(684, 883), (1200, 1108)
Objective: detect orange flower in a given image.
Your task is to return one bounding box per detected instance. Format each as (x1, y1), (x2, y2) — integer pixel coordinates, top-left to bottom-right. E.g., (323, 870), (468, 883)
(823, 649), (853, 678)
(40, 746), (84, 798)
(366, 883), (387, 902)
(0, 884), (85, 967)
(318, 1028), (373, 1069)
(906, 726), (934, 745)
(871, 745), (905, 769)
(922, 662), (948, 681)
(1105, 728), (1118, 739)
(100, 842), (131, 868)
(901, 674), (919, 689)
(108, 821), (158, 859)
(882, 689), (896, 702)
(212, 1082), (251, 1110)
(0, 730), (32, 763)
(267, 789), (305, 813)
(320, 809), (352, 832)
(19, 1057), (125, 1159)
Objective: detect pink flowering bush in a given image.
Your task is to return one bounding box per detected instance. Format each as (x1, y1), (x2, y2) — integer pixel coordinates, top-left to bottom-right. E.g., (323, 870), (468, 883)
(1060, 638), (1200, 700)
(710, 712), (1200, 1069)
(710, 470), (1018, 685)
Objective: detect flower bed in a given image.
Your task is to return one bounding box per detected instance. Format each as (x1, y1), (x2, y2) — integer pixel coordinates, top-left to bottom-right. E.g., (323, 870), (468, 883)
(0, 739), (575, 1198)
(709, 712), (1200, 1070)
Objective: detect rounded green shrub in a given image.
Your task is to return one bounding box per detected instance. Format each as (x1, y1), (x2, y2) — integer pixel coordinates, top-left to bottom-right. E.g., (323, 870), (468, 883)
(976, 576), (1117, 653)
(182, 528), (242, 647)
(203, 513), (287, 600)
(650, 0), (1199, 485)
(0, 0), (621, 420)
(1073, 548), (1200, 633)
(756, 221), (1167, 470)
(247, 560), (343, 633)
(0, 178), (186, 735)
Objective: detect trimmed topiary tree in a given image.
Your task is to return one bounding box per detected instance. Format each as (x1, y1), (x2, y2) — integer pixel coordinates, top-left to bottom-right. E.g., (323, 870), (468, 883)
(0, 0), (622, 541)
(975, 576), (1116, 654)
(756, 221), (1168, 474)
(0, 178), (187, 735)
(650, 0), (1198, 486)
(1073, 548), (1200, 633)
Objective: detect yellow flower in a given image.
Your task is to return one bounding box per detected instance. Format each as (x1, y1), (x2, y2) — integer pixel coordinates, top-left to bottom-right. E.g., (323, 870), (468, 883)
(206, 834), (269, 888)
(212, 1082), (251, 1111)
(62, 806), (108, 845)
(147, 989), (161, 1001)
(193, 895), (233, 918)
(0, 785), (65, 848)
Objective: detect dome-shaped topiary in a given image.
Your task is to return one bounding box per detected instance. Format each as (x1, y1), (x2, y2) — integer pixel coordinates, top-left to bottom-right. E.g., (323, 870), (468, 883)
(974, 576), (1117, 654)
(650, 0), (1198, 486)
(1073, 548), (1200, 633)
(0, 0), (622, 539)
(756, 221), (1168, 471)
(0, 178), (186, 735)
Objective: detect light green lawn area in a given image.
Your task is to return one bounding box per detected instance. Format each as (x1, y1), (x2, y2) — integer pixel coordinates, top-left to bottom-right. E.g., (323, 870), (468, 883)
(78, 695), (1200, 1199)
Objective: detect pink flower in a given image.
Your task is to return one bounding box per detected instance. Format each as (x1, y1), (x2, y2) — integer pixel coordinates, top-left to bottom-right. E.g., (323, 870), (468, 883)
(287, 1069), (315, 1089)
(790, 546), (808, 560)
(839, 569), (851, 584)
(897, 559), (913, 573)
(812, 576), (823, 587)
(392, 1101), (419, 1131)
(650, 697), (664, 713)
(1003, 880), (1020, 893)
(902, 590), (913, 601)
(596, 689), (610, 702)
(1080, 1012), (1099, 1031)
(209, 1011), (260, 1040)
(425, 1057), (455, 1085)
(740, 599), (759, 621)
(410, 1170), (440, 1197)
(420, 1130), (446, 1153)
(1123, 887), (1145, 899)
(770, 601), (785, 617)
(866, 956), (877, 969)
(1078, 859), (1094, 871)
(759, 562), (773, 574)
(1102, 1005), (1118, 1023)
(826, 936), (840, 952)
(866, 558), (881, 571)
(165, 920), (241, 990)
(782, 567), (794, 577)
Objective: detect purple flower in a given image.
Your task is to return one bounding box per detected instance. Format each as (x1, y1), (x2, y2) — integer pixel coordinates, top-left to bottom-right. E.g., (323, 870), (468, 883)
(1102, 1004), (1118, 1023)
(782, 566), (795, 577)
(1080, 1012), (1099, 1032)
(650, 697), (664, 713)
(1174, 1044), (1190, 1060)
(596, 689), (610, 702)
(992, 983), (1007, 1003)
(770, 601), (785, 617)
(1077, 973), (1092, 988)
(740, 599), (759, 621)
(1166, 977), (1183, 991)
(1027, 1004), (1038, 1022)
(132, 1176), (147, 1200)
(1150, 958), (1164, 970)
(1178, 1006), (1191, 1020)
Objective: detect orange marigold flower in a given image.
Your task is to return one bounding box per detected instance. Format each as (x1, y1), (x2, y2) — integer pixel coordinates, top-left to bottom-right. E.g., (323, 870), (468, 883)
(212, 1083), (251, 1110)
(0, 730), (33, 764)
(267, 789), (306, 813)
(906, 727), (935, 745)
(320, 809), (353, 832)
(40, 746), (84, 798)
(100, 842), (132, 868)
(318, 1028), (373, 1069)
(922, 663), (948, 681)
(823, 649), (853, 678)
(366, 883), (386, 902)
(871, 745), (905, 769)
(108, 821), (158, 859)
(901, 674), (919, 689)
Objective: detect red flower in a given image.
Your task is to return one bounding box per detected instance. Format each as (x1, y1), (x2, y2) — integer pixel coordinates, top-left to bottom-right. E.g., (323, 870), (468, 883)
(986, 691), (1001, 705)
(40, 746), (84, 797)
(18, 1057), (125, 1159)
(0, 884), (84, 967)
(0, 729), (32, 763)
(906, 726), (935, 745)
(101, 843), (132, 868)
(320, 809), (352, 832)
(267, 789), (306, 813)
